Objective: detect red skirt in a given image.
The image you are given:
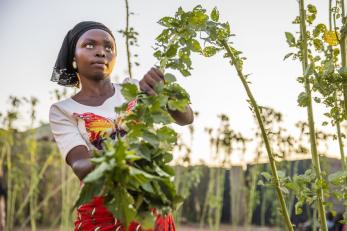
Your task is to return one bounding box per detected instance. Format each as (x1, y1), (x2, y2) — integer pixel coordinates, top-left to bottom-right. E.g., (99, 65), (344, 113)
(74, 196), (176, 231)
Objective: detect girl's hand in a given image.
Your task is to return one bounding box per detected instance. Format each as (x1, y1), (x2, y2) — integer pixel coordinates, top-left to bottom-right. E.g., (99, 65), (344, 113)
(139, 67), (164, 96)
(139, 66), (194, 125)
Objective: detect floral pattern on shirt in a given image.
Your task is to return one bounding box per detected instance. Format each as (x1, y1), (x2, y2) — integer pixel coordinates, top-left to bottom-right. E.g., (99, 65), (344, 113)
(73, 98), (138, 150)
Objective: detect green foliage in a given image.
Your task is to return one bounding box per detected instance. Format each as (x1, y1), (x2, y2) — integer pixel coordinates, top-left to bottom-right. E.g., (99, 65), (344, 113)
(153, 5), (233, 78)
(285, 32), (296, 47)
(74, 79), (189, 228)
(298, 92), (309, 107)
(210, 7), (219, 22)
(285, 2), (347, 223)
(152, 5), (295, 230)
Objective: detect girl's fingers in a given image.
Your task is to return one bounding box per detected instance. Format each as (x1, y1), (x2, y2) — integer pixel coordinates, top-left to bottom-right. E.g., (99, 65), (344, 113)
(145, 74), (158, 89)
(149, 68), (164, 82)
(152, 67), (164, 80)
(140, 81), (156, 96)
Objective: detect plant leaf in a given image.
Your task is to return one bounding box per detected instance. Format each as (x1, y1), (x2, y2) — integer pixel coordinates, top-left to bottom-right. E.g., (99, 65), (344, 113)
(211, 7), (219, 22)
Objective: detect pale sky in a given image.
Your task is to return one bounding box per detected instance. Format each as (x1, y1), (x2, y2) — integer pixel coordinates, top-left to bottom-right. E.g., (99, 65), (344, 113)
(0, 0), (342, 164)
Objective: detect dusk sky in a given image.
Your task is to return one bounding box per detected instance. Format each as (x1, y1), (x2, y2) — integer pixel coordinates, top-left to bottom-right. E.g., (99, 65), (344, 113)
(0, 0), (340, 164)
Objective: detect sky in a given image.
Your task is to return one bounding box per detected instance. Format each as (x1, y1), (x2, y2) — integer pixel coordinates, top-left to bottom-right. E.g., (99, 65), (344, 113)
(0, 0), (342, 165)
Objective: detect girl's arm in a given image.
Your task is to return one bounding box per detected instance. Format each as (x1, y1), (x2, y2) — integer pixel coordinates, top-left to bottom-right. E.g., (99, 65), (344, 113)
(66, 145), (95, 181)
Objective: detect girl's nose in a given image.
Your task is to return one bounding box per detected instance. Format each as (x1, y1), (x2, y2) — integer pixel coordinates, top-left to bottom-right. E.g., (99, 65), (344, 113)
(95, 47), (106, 58)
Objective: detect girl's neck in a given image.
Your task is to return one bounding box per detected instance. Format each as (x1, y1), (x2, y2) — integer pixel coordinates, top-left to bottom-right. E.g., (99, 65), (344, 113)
(79, 76), (113, 97)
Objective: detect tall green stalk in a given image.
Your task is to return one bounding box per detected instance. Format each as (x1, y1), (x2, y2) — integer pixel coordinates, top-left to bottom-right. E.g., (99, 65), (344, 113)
(154, 6), (293, 229)
(200, 167), (214, 229)
(288, 161), (299, 219)
(4, 101), (18, 231)
(338, 0), (347, 169)
(213, 167), (225, 231)
(60, 161), (69, 230)
(338, 0), (347, 221)
(328, 0), (346, 170)
(220, 40), (294, 231)
(334, 93), (346, 170)
(245, 168), (258, 231)
(124, 0), (132, 79)
(339, 0), (347, 121)
(29, 136), (38, 231)
(5, 140), (13, 231)
(298, 0), (328, 230)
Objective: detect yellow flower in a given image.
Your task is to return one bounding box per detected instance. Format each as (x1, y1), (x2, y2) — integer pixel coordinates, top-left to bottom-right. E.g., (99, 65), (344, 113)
(323, 30), (339, 46)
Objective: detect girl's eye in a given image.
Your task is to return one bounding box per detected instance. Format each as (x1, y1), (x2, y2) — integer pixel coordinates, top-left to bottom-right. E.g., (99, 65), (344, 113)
(105, 46), (113, 52)
(86, 44), (94, 49)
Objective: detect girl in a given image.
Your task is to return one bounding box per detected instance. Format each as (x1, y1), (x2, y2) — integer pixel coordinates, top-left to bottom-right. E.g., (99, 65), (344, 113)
(49, 21), (194, 231)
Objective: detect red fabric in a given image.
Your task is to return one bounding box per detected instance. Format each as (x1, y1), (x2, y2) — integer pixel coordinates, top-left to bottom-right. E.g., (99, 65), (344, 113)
(74, 196), (176, 231)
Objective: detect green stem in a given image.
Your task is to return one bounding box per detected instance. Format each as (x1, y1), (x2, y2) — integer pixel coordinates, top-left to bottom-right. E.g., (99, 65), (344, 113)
(340, 0), (347, 169)
(288, 161), (299, 218)
(61, 161), (69, 229)
(221, 40), (294, 231)
(298, 1), (328, 230)
(329, 0), (346, 170)
(334, 93), (346, 170)
(329, 0), (333, 30)
(5, 139), (13, 231)
(313, 208), (318, 231)
(246, 168), (258, 227)
(342, 0), (346, 22)
(135, 195), (144, 210)
(124, 0), (133, 79)
(230, 167), (241, 227)
(339, 0), (347, 119)
(29, 134), (38, 231)
(214, 168), (224, 231)
(200, 167), (213, 229)
(260, 191), (267, 226)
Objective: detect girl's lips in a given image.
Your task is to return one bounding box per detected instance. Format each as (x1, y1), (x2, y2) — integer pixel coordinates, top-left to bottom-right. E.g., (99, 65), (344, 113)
(91, 63), (107, 69)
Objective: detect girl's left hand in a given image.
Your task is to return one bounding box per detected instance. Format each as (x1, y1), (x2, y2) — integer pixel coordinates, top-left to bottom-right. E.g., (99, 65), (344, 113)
(139, 67), (164, 96)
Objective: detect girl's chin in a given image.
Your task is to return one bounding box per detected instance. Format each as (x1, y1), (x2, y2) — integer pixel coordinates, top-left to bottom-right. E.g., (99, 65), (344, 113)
(88, 73), (109, 81)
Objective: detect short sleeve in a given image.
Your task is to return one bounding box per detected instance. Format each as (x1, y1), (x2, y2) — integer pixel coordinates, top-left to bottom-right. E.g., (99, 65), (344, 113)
(49, 104), (89, 162)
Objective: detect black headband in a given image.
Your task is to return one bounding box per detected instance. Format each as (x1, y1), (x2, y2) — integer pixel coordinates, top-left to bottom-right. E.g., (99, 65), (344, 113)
(51, 21), (115, 87)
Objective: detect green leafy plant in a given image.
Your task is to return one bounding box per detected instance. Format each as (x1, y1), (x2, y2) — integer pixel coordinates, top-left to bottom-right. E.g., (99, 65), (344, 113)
(152, 5), (294, 230)
(72, 77), (190, 228)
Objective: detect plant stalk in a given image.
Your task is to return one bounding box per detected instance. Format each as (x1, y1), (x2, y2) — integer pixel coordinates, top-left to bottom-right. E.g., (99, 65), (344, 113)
(339, 0), (347, 120)
(124, 0), (133, 79)
(334, 93), (346, 170)
(221, 40), (294, 231)
(298, 0), (328, 230)
(329, 0), (346, 170)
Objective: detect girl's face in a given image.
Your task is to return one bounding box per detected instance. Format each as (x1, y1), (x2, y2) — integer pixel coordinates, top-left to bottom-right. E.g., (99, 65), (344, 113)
(74, 29), (116, 81)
